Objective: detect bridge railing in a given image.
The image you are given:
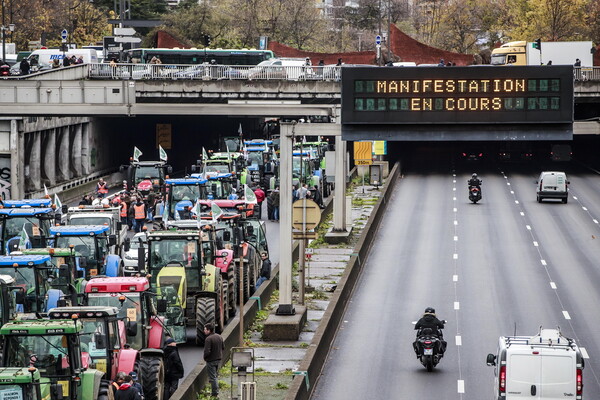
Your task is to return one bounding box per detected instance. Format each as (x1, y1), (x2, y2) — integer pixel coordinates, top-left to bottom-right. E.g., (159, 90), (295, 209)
(574, 67), (600, 81)
(87, 63), (342, 81)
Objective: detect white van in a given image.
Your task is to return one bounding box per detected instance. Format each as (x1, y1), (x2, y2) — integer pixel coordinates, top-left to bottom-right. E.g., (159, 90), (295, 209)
(486, 328), (584, 399)
(536, 171), (569, 203)
(25, 49), (98, 71)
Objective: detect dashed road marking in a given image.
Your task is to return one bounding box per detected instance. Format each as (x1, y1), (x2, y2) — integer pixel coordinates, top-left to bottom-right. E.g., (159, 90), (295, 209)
(581, 347), (590, 359)
(453, 254), (458, 260)
(573, 196), (578, 200)
(563, 311), (571, 320)
(453, 197), (456, 201)
(454, 302), (460, 310)
(454, 236), (458, 241)
(456, 336), (462, 346)
(457, 380), (465, 393)
(453, 187), (456, 191)
(453, 180), (456, 183)
(454, 221), (458, 226)
(510, 191), (514, 194)
(515, 200), (519, 204)
(453, 275), (458, 282)
(541, 259), (547, 266)
(526, 225), (532, 230)
(594, 219), (599, 224)
(507, 182), (511, 186)
(582, 206), (588, 211)
(550, 282), (557, 289)
(520, 212), (525, 216)
(453, 208), (457, 212)
(533, 241), (539, 247)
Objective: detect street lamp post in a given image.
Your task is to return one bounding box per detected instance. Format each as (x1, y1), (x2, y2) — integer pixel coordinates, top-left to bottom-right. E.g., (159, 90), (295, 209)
(1, 0), (15, 65)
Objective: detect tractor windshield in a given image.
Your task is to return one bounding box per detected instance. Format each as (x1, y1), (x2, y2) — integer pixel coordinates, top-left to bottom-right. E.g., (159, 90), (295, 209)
(79, 319), (111, 373)
(87, 293), (143, 350)
(68, 216), (111, 227)
(1, 217), (50, 245)
(134, 165), (162, 184)
(204, 180), (235, 200)
(4, 334), (72, 378)
(54, 236), (107, 274)
(247, 152), (263, 166)
(0, 265), (52, 313)
(148, 239), (201, 286)
(204, 164), (230, 175)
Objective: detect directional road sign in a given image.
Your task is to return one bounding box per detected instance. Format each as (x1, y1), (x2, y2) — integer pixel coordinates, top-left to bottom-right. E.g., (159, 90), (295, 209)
(114, 37), (142, 43)
(375, 35), (382, 45)
(292, 199), (320, 231)
(61, 29), (68, 40)
(114, 27), (136, 36)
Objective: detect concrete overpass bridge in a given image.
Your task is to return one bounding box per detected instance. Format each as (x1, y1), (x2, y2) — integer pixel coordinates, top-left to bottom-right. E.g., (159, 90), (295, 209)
(0, 64), (599, 199)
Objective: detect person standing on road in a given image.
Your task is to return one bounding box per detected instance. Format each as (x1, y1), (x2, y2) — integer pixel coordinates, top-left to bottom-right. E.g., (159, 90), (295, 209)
(115, 375), (142, 400)
(111, 372), (127, 397)
(19, 58), (30, 75)
(203, 323), (224, 398)
(131, 198), (146, 233)
(255, 252), (271, 290)
(312, 185), (324, 208)
(129, 371), (144, 399)
(164, 337), (184, 399)
(96, 178), (108, 198)
(270, 187), (280, 221)
(253, 185), (265, 219)
(297, 183), (308, 199)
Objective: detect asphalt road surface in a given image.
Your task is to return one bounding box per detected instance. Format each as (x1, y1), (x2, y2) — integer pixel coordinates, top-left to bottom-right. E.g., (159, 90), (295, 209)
(312, 161), (600, 399)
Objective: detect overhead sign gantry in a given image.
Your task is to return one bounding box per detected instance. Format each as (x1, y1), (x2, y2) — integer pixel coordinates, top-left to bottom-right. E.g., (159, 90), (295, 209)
(341, 66), (574, 141)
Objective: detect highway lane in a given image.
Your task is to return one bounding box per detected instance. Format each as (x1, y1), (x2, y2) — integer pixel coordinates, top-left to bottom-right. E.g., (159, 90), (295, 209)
(312, 163), (600, 399)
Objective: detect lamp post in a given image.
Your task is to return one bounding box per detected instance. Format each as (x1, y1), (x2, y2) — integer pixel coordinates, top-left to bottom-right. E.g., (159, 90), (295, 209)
(1, 0), (15, 65)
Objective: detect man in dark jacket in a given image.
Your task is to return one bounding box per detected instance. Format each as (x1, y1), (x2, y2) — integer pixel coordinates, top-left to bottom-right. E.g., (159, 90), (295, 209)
(203, 323), (224, 398)
(164, 338), (184, 399)
(255, 252), (271, 290)
(115, 375), (142, 400)
(413, 307), (447, 356)
(19, 58), (30, 75)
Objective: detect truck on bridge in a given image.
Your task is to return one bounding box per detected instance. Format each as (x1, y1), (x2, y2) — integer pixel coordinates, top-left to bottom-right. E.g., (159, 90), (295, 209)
(491, 40), (594, 66)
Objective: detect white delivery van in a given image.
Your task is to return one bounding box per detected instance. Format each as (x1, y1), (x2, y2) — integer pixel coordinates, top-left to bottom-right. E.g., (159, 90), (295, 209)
(486, 328), (584, 399)
(26, 49), (98, 69)
(536, 171), (569, 203)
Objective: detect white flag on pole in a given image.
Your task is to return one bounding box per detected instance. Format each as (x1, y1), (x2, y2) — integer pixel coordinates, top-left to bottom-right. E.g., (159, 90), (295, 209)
(159, 145), (168, 162)
(244, 185), (257, 205)
(211, 202), (223, 223)
(43, 184), (49, 198)
(54, 194), (62, 212)
(133, 147), (143, 162)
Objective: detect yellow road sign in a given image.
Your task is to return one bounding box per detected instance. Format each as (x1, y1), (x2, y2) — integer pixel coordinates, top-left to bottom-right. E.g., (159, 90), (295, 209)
(354, 141), (372, 165)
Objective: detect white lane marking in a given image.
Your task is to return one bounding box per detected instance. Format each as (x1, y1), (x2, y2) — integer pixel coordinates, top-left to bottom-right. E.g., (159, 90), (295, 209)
(503, 175), (507, 179)
(453, 174), (456, 177)
(594, 219), (599, 224)
(456, 336), (462, 346)
(453, 275), (458, 282)
(453, 180), (456, 183)
(515, 200), (519, 204)
(563, 311), (571, 320)
(581, 347), (590, 359)
(453, 208), (457, 212)
(457, 380), (465, 393)
(453, 197), (456, 201)
(454, 221), (458, 226)
(453, 254), (458, 260)
(454, 302), (460, 310)
(526, 225), (532, 230)
(541, 259), (547, 266)
(453, 187), (456, 191)
(520, 212), (525, 216)
(573, 196), (578, 200)
(454, 236), (458, 241)
(510, 191), (514, 194)
(582, 207), (588, 211)
(550, 282), (557, 289)
(507, 182), (511, 186)
(533, 241), (539, 247)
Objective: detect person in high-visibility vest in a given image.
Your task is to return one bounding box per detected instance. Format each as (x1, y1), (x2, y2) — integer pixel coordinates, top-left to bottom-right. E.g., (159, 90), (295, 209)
(120, 201), (129, 228)
(130, 198), (146, 233)
(96, 178), (108, 198)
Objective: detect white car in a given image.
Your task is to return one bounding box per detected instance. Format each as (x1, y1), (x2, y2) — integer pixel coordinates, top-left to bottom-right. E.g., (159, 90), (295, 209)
(123, 232), (148, 275)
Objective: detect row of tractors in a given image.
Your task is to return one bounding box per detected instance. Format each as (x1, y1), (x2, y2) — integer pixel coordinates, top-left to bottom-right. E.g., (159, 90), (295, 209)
(0, 165), (270, 400)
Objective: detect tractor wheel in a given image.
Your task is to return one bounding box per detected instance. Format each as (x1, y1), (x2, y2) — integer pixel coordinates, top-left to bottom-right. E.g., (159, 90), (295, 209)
(222, 281), (229, 326)
(139, 355), (165, 400)
(235, 265), (250, 304)
(97, 379), (111, 400)
(228, 266), (236, 319)
(195, 297), (216, 346)
(249, 261), (256, 296)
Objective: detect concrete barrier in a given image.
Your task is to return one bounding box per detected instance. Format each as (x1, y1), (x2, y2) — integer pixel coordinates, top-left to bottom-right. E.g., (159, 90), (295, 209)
(284, 161), (401, 400)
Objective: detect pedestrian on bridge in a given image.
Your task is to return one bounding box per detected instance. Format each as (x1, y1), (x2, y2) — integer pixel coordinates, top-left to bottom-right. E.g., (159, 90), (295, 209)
(19, 58), (30, 75)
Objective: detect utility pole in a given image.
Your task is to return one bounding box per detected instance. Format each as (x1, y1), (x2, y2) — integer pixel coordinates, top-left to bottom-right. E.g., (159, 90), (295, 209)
(387, 0), (392, 63)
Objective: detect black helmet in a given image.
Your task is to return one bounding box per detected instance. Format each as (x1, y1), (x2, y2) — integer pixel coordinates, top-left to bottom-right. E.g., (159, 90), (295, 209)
(472, 173), (478, 179)
(424, 307), (435, 314)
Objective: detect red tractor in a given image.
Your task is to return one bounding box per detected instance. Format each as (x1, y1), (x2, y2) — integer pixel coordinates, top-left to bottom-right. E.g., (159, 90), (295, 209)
(84, 276), (167, 400)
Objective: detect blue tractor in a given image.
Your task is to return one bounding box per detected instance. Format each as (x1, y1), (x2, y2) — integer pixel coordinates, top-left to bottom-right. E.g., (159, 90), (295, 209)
(50, 225), (122, 278)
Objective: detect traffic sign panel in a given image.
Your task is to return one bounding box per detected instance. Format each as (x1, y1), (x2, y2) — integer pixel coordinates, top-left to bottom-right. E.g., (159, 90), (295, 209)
(292, 199), (320, 231)
(114, 37), (142, 43)
(114, 27), (136, 36)
(375, 35), (382, 45)
(354, 141), (372, 165)
(61, 29), (68, 40)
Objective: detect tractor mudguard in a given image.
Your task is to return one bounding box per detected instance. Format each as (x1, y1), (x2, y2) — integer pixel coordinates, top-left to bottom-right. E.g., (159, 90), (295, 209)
(46, 289), (63, 312)
(105, 255), (121, 277)
(195, 291), (218, 300)
(139, 347), (164, 358)
(203, 264), (219, 292)
(116, 348), (139, 375)
(117, 320), (127, 350)
(215, 249), (233, 273)
(79, 368), (104, 400)
(147, 315), (166, 349)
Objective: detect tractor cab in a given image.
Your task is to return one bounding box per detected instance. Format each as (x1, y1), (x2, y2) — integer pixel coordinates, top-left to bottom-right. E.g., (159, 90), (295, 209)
(0, 207), (56, 255)
(0, 367), (45, 400)
(50, 225), (120, 278)
(162, 177), (208, 228)
(120, 159), (172, 199)
(0, 319), (107, 400)
(0, 255), (65, 314)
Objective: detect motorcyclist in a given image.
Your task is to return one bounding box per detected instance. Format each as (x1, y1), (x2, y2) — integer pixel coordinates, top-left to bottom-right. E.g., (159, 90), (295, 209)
(467, 173), (482, 189)
(413, 307), (447, 356)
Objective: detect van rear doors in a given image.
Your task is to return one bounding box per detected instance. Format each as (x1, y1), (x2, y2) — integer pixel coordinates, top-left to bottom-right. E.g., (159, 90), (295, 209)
(507, 351), (576, 399)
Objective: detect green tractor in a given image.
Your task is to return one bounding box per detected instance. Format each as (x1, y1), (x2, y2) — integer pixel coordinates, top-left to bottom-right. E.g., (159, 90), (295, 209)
(145, 229), (229, 346)
(0, 319), (110, 400)
(0, 366), (47, 400)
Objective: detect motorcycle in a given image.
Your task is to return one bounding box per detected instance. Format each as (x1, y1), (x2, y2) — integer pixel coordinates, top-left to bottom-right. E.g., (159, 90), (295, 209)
(468, 186), (481, 204)
(0, 65), (10, 77)
(414, 325), (447, 372)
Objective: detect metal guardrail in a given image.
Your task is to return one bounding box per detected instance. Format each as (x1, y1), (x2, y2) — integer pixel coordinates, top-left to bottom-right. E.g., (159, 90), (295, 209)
(87, 63), (342, 81)
(574, 67), (600, 81)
